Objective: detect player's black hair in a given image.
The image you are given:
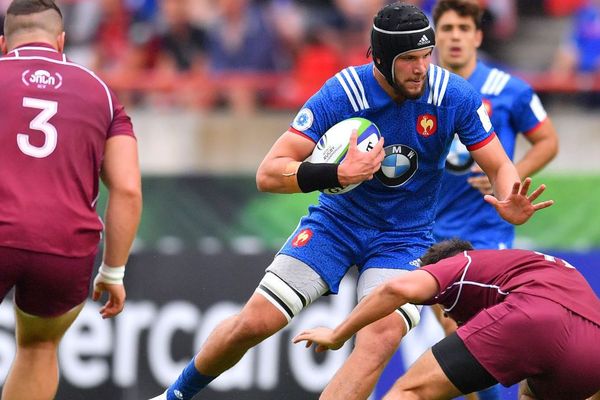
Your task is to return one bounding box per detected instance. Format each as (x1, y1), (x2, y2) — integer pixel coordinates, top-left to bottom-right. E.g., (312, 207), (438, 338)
(370, 2), (435, 88)
(420, 239), (474, 266)
(6, 0), (62, 19)
(432, 0), (483, 30)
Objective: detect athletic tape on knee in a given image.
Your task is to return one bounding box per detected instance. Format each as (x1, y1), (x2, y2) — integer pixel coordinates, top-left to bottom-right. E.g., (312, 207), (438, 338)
(255, 272), (306, 322)
(396, 303), (422, 333)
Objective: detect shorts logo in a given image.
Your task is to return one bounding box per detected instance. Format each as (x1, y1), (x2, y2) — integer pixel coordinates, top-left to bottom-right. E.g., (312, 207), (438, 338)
(376, 144), (418, 187)
(445, 134), (474, 174)
(482, 98), (493, 117)
(292, 108), (314, 131)
(22, 69), (63, 89)
(416, 114), (437, 137)
(292, 228), (313, 247)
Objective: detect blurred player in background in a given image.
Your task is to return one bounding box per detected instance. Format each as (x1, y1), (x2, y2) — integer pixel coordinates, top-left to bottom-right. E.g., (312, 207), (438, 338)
(433, 0), (558, 253)
(294, 239), (600, 400)
(0, 1), (141, 399)
(150, 3), (551, 400)
(426, 1), (558, 398)
(373, 0), (560, 397)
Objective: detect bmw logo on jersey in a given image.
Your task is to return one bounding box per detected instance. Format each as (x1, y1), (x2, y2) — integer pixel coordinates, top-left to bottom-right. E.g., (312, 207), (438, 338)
(376, 144), (418, 187)
(445, 134), (474, 174)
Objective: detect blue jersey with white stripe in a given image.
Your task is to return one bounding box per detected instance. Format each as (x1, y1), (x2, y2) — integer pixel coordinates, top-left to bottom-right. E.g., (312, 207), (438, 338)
(290, 62), (494, 234)
(434, 61), (548, 248)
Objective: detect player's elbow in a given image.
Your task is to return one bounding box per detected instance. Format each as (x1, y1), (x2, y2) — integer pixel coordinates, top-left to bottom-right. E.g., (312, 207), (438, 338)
(256, 170), (271, 192)
(547, 134), (559, 161)
(379, 280), (410, 305)
(256, 165), (285, 193)
(110, 180), (142, 207)
(384, 277), (423, 304)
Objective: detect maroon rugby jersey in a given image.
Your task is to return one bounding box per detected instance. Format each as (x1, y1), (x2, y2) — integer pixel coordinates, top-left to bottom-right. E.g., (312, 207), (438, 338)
(421, 249), (600, 327)
(0, 43), (134, 257)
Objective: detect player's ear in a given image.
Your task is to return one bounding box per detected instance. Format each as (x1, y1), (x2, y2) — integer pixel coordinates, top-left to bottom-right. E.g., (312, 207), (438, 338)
(57, 32), (66, 53)
(474, 29), (483, 49)
(0, 36), (6, 55)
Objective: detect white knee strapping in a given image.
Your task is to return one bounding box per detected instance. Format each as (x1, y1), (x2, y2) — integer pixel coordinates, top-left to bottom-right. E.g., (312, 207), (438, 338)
(255, 272), (306, 323)
(396, 303), (422, 333)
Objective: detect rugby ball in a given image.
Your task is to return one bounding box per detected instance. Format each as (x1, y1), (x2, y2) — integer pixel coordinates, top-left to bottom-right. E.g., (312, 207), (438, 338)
(310, 117), (381, 195)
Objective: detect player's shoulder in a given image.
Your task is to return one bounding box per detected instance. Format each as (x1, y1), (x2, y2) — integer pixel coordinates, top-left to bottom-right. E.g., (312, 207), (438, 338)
(323, 63), (373, 113)
(2, 49), (112, 92)
(477, 61), (532, 97)
(61, 57), (113, 90)
(427, 64), (479, 107)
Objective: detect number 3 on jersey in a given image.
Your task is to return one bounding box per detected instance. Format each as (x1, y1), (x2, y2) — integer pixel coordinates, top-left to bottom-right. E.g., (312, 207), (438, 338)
(17, 97), (58, 158)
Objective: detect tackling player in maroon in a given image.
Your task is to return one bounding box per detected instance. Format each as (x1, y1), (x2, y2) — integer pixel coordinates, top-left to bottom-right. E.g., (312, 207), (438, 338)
(0, 1), (141, 399)
(294, 239), (600, 400)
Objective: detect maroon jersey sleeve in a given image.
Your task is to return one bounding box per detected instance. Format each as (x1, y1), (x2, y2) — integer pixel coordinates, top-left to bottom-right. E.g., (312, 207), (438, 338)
(108, 89), (134, 138)
(420, 252), (470, 304)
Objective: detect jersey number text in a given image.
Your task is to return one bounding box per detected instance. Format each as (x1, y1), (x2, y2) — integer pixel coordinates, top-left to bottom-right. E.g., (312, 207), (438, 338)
(17, 97), (58, 158)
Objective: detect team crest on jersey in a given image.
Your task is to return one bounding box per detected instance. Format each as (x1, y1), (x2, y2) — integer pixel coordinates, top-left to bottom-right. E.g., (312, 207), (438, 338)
(445, 134), (474, 174)
(482, 99), (493, 117)
(416, 114), (437, 137)
(21, 69), (63, 89)
(292, 108), (314, 131)
(376, 145), (418, 187)
(292, 228), (313, 247)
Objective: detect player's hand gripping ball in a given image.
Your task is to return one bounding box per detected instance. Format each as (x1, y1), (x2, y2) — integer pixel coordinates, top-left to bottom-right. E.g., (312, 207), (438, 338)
(310, 117), (381, 194)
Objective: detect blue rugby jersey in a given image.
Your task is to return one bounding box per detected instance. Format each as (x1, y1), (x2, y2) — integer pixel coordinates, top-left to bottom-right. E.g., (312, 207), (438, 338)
(289, 62), (494, 234)
(434, 61), (548, 248)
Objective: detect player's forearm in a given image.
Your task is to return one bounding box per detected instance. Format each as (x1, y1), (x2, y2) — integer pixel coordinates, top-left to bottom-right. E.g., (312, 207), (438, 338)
(332, 283), (407, 343)
(256, 159), (303, 193)
(102, 189), (142, 267)
(491, 161), (520, 200)
(515, 138), (558, 178)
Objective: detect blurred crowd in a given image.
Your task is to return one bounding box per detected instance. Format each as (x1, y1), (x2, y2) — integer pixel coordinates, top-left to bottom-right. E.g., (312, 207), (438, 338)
(1, 0), (598, 112)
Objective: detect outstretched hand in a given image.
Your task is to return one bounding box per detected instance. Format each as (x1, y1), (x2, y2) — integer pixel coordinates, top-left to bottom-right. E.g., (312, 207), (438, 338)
(484, 177), (554, 225)
(292, 327), (345, 353)
(337, 130), (385, 187)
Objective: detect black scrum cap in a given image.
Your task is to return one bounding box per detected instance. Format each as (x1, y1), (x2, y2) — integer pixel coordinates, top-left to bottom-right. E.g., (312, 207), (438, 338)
(371, 2), (435, 88)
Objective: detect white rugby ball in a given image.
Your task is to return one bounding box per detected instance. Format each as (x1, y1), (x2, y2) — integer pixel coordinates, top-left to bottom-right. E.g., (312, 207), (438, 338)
(310, 117), (381, 195)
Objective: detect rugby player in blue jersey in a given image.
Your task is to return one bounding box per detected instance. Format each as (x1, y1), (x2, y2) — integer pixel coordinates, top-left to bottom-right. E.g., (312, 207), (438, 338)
(427, 1), (558, 398)
(149, 3), (553, 400)
(433, 0), (558, 251)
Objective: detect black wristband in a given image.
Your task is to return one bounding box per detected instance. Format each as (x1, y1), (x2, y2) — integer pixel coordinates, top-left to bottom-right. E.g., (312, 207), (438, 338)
(296, 162), (341, 193)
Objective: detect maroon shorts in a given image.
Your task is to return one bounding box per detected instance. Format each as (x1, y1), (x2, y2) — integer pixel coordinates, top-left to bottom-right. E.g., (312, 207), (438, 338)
(457, 292), (600, 400)
(0, 246), (95, 317)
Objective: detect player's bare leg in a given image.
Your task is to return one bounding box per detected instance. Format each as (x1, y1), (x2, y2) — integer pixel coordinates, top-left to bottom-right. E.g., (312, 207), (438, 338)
(383, 348), (462, 400)
(2, 303), (84, 400)
(320, 312), (406, 400)
(194, 293), (288, 375)
(587, 391), (600, 400)
(155, 293), (289, 400)
(518, 380), (537, 400)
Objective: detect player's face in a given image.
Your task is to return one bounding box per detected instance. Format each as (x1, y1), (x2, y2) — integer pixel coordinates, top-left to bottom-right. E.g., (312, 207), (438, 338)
(435, 10), (482, 71)
(392, 48), (432, 99)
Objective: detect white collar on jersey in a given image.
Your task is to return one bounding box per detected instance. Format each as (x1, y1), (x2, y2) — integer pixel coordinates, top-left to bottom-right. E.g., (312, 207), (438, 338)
(9, 43), (59, 57)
